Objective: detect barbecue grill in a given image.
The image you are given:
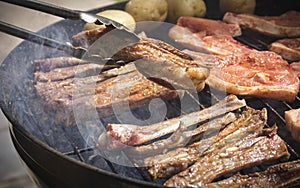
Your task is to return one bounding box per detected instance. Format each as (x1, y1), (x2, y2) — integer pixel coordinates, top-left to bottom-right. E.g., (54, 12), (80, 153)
(1, 0), (300, 187)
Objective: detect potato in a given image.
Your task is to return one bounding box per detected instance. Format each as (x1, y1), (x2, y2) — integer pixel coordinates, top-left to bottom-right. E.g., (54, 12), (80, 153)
(125, 0), (168, 22)
(167, 0), (206, 23)
(219, 0), (256, 14)
(84, 10), (136, 32)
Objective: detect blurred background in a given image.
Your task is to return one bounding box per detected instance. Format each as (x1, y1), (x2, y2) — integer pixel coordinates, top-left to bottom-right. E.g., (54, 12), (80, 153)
(0, 1), (117, 187)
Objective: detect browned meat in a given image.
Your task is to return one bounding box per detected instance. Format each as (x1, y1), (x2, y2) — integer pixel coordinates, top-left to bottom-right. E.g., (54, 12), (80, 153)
(223, 11), (300, 38)
(34, 63), (113, 82)
(285, 108), (300, 142)
(33, 56), (118, 72)
(169, 18), (250, 56)
(34, 61), (179, 126)
(291, 61), (300, 77)
(98, 95), (246, 150)
(145, 107), (267, 179)
(164, 127), (290, 187)
(176, 16), (242, 37)
(72, 28), (210, 91)
(71, 27), (113, 48)
(126, 112), (238, 158)
(169, 16), (300, 102)
(205, 160), (300, 188)
(269, 38), (300, 62)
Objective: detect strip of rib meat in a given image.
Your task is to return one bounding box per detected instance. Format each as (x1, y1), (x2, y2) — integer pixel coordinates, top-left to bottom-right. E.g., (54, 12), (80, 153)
(71, 27), (113, 48)
(204, 160), (300, 188)
(269, 38), (300, 62)
(33, 56), (118, 72)
(223, 11), (300, 38)
(72, 28), (210, 91)
(98, 95), (246, 150)
(35, 70), (179, 126)
(34, 63), (114, 82)
(126, 112), (238, 158)
(145, 107), (267, 179)
(164, 127), (290, 187)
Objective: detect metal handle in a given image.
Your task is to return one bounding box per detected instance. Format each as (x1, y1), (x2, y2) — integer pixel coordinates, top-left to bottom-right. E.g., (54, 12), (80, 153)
(0, 21), (83, 55)
(0, 0), (80, 20)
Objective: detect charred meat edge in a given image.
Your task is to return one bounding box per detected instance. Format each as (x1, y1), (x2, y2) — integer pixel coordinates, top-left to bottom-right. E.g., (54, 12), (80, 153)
(126, 112), (238, 158)
(98, 95), (246, 150)
(145, 107), (267, 179)
(72, 28), (210, 91)
(164, 126), (290, 187)
(223, 11), (300, 38)
(204, 160), (300, 188)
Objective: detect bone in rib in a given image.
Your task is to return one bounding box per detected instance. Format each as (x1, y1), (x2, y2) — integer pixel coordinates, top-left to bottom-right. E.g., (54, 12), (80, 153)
(98, 95), (246, 150)
(164, 125), (290, 187)
(204, 160), (300, 188)
(144, 107), (267, 179)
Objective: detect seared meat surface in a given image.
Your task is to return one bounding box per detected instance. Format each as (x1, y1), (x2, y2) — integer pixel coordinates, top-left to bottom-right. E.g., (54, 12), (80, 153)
(204, 160), (300, 188)
(34, 58), (179, 126)
(145, 107), (267, 179)
(223, 11), (300, 38)
(164, 126), (289, 187)
(269, 38), (300, 62)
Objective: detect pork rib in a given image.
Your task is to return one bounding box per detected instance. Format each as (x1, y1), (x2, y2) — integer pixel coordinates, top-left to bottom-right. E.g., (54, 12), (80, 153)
(72, 28), (210, 91)
(205, 160), (300, 188)
(269, 38), (300, 62)
(145, 107), (267, 179)
(126, 112), (238, 158)
(164, 127), (290, 187)
(98, 95), (246, 150)
(223, 11), (300, 38)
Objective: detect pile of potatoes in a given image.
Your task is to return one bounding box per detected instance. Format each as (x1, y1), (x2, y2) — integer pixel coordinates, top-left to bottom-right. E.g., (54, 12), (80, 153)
(84, 0), (256, 31)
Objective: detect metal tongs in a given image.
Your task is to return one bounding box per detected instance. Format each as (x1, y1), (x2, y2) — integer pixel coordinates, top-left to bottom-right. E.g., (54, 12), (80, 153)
(0, 0), (140, 58)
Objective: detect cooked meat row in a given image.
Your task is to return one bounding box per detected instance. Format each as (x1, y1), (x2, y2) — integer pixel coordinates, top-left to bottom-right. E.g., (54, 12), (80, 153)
(144, 107), (267, 179)
(125, 112), (238, 158)
(164, 125), (289, 187)
(72, 29), (210, 91)
(204, 160), (300, 188)
(34, 58), (180, 126)
(98, 95), (246, 150)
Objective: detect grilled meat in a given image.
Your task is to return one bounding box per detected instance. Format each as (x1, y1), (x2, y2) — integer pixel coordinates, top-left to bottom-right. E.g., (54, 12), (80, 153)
(169, 18), (250, 56)
(223, 11), (300, 38)
(291, 61), (300, 77)
(72, 28), (210, 91)
(285, 108), (300, 142)
(145, 107), (267, 179)
(34, 60), (179, 126)
(126, 112), (238, 158)
(33, 56), (118, 72)
(204, 160), (300, 188)
(98, 95), (246, 150)
(269, 38), (300, 62)
(164, 126), (290, 187)
(176, 16), (242, 37)
(169, 16), (300, 102)
(71, 27), (113, 48)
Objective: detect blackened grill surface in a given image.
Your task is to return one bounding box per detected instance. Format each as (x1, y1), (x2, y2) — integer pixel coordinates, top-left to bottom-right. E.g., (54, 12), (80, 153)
(0, 1), (300, 188)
